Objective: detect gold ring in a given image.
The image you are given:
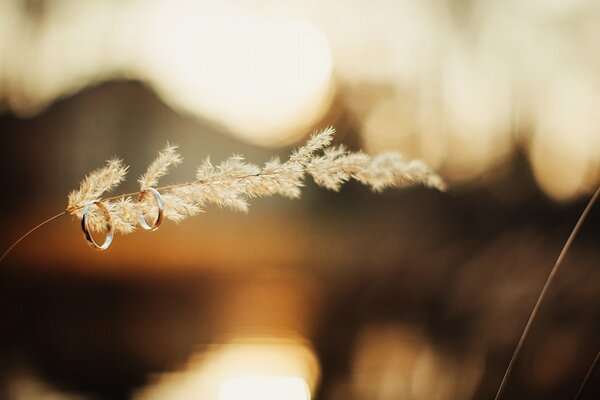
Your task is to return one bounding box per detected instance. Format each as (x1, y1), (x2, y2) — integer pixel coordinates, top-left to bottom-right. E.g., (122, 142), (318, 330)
(138, 187), (164, 231)
(81, 202), (114, 250)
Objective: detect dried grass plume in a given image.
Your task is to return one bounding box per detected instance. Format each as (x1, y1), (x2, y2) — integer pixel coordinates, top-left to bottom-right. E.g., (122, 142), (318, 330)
(66, 127), (445, 234)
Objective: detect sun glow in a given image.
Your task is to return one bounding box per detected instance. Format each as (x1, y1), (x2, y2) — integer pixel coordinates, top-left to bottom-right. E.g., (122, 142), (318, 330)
(142, 3), (334, 145)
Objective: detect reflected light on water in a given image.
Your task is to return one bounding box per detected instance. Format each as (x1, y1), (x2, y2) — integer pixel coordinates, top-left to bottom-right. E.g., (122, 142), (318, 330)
(220, 376), (310, 400)
(137, 336), (319, 400)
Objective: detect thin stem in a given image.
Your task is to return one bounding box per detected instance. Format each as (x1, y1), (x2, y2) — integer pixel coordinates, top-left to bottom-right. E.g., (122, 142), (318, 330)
(2, 171), (272, 261)
(574, 350), (600, 400)
(0, 211), (68, 264)
(2, 170), (270, 260)
(494, 186), (600, 400)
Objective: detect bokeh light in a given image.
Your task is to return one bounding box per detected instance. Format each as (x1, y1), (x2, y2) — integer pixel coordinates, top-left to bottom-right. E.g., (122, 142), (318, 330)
(2, 1), (600, 400)
(140, 2), (334, 145)
(349, 323), (484, 400)
(220, 376), (310, 400)
(1, 0), (599, 198)
(137, 336), (319, 400)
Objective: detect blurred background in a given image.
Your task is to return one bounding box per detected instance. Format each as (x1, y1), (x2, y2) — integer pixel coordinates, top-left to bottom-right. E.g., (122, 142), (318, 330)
(0, 0), (599, 399)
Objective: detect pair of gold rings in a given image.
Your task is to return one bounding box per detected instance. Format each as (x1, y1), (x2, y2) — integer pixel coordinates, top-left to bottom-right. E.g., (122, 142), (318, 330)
(80, 188), (164, 250)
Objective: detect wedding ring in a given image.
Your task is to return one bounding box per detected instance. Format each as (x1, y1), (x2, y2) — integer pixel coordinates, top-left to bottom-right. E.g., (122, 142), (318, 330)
(138, 187), (164, 231)
(81, 201), (114, 250)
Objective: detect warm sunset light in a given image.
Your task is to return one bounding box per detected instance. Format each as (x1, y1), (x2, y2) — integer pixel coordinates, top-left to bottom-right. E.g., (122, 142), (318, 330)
(137, 337), (319, 400)
(220, 376), (310, 400)
(2, 1), (598, 198)
(141, 4), (334, 145)
(2, 2), (600, 399)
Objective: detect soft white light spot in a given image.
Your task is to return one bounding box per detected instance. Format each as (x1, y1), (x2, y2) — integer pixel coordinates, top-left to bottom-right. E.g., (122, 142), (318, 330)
(220, 376), (310, 400)
(143, 4), (334, 145)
